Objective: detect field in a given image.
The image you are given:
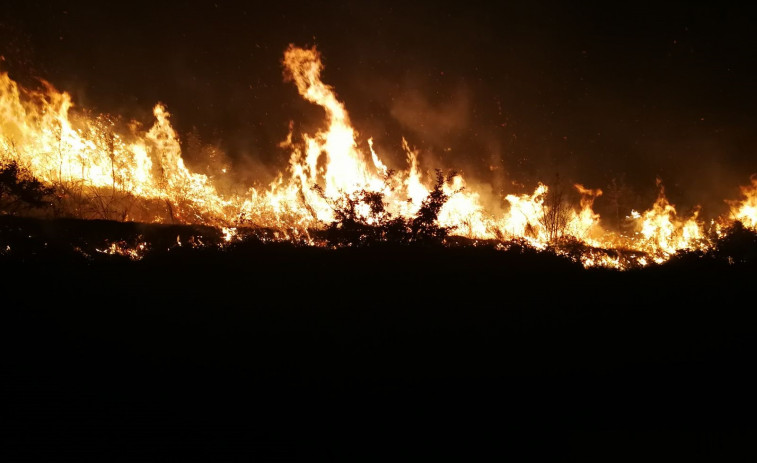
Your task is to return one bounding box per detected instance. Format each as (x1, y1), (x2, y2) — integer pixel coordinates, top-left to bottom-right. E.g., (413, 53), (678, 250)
(2, 216), (756, 459)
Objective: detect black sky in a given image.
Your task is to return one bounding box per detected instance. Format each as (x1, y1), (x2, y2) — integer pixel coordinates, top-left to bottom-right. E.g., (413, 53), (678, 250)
(1, 1), (756, 216)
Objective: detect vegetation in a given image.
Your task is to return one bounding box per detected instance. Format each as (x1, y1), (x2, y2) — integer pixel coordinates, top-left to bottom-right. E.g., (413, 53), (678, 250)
(0, 160), (55, 215)
(2, 159), (757, 271)
(539, 173), (572, 243)
(315, 169), (458, 247)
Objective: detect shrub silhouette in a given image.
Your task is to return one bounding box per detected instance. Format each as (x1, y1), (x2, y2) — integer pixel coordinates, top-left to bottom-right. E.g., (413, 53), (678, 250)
(409, 170), (455, 244)
(316, 169), (457, 247)
(714, 221), (757, 264)
(314, 185), (406, 246)
(0, 160), (55, 215)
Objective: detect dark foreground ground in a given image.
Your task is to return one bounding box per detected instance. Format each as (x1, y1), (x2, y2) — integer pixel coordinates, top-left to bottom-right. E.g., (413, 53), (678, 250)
(2, 217), (757, 460)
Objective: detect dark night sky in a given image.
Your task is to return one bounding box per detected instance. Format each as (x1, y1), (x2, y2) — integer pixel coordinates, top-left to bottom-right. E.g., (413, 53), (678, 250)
(1, 1), (756, 216)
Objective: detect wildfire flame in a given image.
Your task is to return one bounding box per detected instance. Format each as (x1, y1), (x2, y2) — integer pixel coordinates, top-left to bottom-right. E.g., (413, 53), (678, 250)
(730, 175), (757, 229)
(1, 45), (755, 269)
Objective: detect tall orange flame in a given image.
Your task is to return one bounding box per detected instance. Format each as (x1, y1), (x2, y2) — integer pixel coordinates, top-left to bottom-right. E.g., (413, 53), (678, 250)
(1, 45), (755, 268)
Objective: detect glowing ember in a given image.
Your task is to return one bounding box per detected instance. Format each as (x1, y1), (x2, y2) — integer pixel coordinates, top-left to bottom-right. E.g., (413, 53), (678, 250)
(96, 240), (148, 261)
(1, 45), (755, 269)
(221, 227), (239, 243)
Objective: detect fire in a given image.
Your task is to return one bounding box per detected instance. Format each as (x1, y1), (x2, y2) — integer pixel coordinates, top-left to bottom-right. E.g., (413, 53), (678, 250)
(571, 184), (603, 241)
(95, 240), (148, 261)
(221, 227), (239, 243)
(621, 182), (708, 261)
(730, 175), (757, 229)
(0, 44), (755, 269)
(0, 72), (230, 224)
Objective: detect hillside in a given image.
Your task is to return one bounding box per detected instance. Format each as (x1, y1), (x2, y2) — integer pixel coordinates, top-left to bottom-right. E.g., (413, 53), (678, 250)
(2, 216), (756, 458)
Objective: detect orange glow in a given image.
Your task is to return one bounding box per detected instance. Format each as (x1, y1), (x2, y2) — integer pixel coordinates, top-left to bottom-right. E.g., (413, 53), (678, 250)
(730, 175), (757, 229)
(1, 45), (755, 269)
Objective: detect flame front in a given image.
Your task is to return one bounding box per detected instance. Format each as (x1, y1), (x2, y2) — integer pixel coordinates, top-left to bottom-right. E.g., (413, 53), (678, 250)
(1, 45), (755, 269)
(731, 175), (757, 229)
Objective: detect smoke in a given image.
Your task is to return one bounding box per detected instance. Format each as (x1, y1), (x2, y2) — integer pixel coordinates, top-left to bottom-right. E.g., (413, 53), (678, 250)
(3, 1), (756, 241)
(389, 84), (471, 147)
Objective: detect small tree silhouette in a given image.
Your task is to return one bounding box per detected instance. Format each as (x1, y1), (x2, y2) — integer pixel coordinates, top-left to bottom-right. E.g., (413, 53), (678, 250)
(409, 169), (455, 244)
(540, 173), (572, 243)
(0, 160), (55, 215)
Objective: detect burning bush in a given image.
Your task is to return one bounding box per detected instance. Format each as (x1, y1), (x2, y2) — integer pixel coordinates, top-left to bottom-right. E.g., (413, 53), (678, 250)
(316, 169), (457, 247)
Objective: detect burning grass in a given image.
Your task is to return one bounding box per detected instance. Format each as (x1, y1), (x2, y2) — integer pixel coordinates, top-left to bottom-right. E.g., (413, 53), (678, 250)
(1, 213), (754, 274)
(1, 45), (756, 269)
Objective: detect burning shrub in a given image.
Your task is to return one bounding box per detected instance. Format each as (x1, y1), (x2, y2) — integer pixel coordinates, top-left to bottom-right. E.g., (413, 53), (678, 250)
(316, 169), (457, 247)
(314, 185), (402, 246)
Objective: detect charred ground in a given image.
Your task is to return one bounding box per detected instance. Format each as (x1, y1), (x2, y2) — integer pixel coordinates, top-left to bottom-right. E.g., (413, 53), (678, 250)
(2, 216), (757, 459)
